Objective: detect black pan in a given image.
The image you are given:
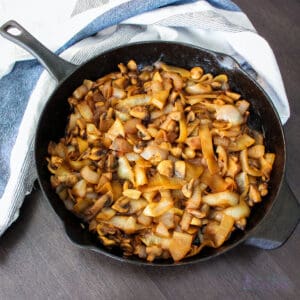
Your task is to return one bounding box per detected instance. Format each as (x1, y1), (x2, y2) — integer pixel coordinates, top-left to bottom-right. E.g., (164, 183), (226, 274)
(1, 20), (299, 266)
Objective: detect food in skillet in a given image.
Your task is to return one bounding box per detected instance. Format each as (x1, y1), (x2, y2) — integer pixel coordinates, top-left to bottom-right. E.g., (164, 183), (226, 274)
(47, 60), (275, 262)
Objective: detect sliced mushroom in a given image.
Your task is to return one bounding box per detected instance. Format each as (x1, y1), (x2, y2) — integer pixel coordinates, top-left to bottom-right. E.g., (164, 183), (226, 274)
(157, 160), (174, 177)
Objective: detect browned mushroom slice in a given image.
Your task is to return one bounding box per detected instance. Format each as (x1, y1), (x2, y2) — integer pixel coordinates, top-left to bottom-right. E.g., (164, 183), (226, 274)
(157, 160), (174, 177)
(84, 193), (111, 220)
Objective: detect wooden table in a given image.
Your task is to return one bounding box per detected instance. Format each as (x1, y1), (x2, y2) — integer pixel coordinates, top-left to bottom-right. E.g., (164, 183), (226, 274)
(1, 1), (299, 298)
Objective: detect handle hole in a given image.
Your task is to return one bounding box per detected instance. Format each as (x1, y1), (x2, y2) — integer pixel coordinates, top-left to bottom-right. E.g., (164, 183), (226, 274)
(6, 25), (21, 36)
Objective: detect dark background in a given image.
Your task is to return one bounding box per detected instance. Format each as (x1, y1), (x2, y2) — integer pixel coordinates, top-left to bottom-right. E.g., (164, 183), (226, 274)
(0, 0), (299, 299)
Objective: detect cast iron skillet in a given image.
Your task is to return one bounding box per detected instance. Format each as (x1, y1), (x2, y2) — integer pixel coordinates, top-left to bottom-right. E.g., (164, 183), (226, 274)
(1, 20), (299, 266)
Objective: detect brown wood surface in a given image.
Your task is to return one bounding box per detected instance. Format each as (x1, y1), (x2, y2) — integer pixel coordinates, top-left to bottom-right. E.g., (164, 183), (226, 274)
(1, 1), (299, 299)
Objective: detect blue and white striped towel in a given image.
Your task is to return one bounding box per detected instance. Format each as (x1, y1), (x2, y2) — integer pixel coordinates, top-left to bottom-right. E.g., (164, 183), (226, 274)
(0, 0), (290, 236)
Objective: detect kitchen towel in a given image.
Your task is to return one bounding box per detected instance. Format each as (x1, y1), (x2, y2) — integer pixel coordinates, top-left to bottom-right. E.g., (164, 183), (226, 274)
(0, 0), (290, 236)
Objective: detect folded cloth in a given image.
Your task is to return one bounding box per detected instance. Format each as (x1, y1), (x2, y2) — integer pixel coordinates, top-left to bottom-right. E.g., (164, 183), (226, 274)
(0, 0), (290, 236)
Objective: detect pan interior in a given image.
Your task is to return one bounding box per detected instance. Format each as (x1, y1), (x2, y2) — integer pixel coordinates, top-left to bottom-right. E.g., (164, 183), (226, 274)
(35, 42), (285, 265)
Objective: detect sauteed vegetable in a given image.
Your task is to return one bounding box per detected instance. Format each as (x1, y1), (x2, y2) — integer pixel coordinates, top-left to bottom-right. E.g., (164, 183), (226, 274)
(47, 60), (275, 262)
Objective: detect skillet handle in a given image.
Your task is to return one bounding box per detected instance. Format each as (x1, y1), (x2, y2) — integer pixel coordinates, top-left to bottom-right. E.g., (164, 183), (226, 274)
(245, 179), (300, 249)
(0, 20), (77, 82)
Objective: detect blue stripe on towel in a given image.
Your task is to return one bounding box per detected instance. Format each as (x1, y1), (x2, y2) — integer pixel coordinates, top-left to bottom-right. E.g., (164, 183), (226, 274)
(169, 0), (240, 10)
(207, 0), (240, 11)
(166, 0), (198, 5)
(58, 0), (180, 54)
(0, 61), (42, 197)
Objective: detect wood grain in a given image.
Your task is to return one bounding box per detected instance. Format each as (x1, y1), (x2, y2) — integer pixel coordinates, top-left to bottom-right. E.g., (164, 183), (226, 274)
(0, 1), (299, 299)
